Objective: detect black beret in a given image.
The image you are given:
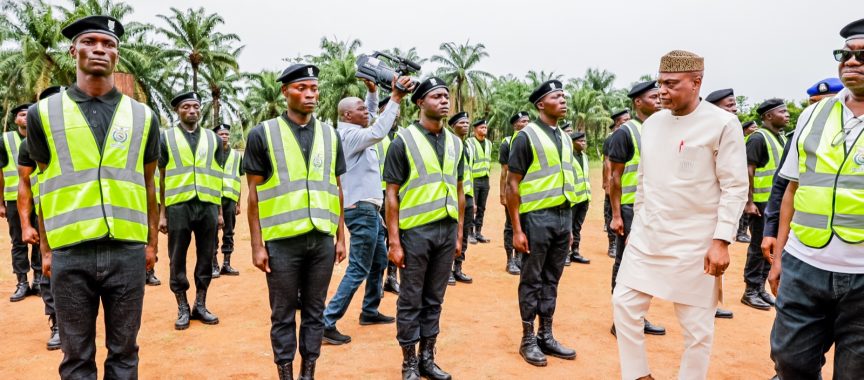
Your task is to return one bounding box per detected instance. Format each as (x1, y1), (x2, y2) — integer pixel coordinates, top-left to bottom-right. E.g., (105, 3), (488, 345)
(742, 121), (756, 129)
(756, 99), (785, 116)
(705, 88), (734, 104)
(529, 80), (564, 104)
(561, 121), (572, 130)
(509, 111), (529, 125)
(38, 86), (65, 100)
(840, 18), (864, 40)
(277, 64), (319, 84)
(627, 81), (657, 99)
(571, 131), (586, 140)
(170, 92), (202, 108)
(472, 119), (487, 127)
(378, 96), (391, 109)
(448, 112), (469, 126)
(411, 77), (448, 104)
(62, 15), (124, 41)
(214, 123), (231, 132)
(611, 109), (630, 120)
(10, 103), (32, 116)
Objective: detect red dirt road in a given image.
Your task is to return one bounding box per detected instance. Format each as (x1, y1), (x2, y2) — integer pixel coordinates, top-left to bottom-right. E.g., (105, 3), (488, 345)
(0, 166), (833, 379)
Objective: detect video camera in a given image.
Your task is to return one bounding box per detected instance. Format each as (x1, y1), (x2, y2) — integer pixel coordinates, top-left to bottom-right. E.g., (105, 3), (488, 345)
(355, 51), (421, 92)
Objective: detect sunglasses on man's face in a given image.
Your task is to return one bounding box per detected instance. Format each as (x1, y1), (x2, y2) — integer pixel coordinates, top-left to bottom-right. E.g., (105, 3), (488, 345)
(833, 49), (864, 63)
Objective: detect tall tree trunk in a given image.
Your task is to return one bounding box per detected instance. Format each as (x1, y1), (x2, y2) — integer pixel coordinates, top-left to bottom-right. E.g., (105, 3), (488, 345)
(457, 80), (464, 113)
(213, 96), (220, 128)
(192, 63), (198, 93)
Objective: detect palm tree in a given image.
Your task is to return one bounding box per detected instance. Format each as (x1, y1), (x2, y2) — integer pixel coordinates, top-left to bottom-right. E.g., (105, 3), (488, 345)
(432, 40), (494, 113)
(242, 70), (286, 128)
(201, 59), (245, 128)
(157, 7), (241, 92)
(525, 70), (564, 88)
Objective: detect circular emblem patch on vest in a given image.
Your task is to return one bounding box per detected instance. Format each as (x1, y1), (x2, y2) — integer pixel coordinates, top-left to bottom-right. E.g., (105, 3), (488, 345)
(112, 128), (128, 143)
(854, 151), (864, 166)
(313, 154), (324, 168)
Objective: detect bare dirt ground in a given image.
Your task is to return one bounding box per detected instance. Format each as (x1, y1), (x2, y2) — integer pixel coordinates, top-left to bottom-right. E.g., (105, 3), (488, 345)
(0, 165), (833, 379)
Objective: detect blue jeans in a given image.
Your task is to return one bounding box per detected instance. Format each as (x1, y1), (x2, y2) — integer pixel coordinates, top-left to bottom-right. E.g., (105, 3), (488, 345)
(52, 241), (146, 380)
(323, 202), (388, 328)
(770, 252), (864, 379)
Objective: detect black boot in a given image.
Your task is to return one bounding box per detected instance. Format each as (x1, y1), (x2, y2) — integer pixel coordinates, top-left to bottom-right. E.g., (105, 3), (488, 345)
(536, 317), (576, 360)
(447, 272), (456, 286)
(31, 271), (42, 296)
(759, 289), (776, 306)
(571, 249), (591, 264)
(475, 233), (491, 243)
(715, 308), (734, 319)
(506, 254), (521, 275)
(298, 359), (315, 380)
(191, 289), (219, 324)
(174, 292), (191, 330)
(519, 321), (547, 366)
(384, 264), (400, 295)
(607, 236), (617, 258)
(401, 344), (421, 380)
(47, 315), (61, 350)
(10, 273), (29, 302)
(145, 269), (161, 286)
(452, 261), (472, 284)
(741, 286), (771, 310)
(220, 254), (240, 276)
(276, 362), (293, 380)
(211, 255), (221, 279)
(644, 319), (666, 336)
(564, 254), (572, 266)
(419, 336), (452, 380)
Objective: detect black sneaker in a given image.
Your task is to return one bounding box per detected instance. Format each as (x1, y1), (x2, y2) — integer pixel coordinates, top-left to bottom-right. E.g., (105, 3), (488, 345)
(359, 312), (396, 326)
(322, 326), (351, 345)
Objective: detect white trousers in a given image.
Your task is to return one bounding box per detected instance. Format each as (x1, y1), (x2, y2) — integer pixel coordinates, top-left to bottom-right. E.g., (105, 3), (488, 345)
(612, 285), (716, 380)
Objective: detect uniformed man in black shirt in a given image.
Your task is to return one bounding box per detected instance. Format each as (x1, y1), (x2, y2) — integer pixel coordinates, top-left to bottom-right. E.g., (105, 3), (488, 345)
(602, 109), (630, 259)
(741, 98), (788, 311)
(159, 92), (225, 329)
(468, 119), (492, 243)
(499, 111), (529, 275)
(608, 81), (666, 337)
(213, 123), (243, 277)
(1, 103), (41, 302)
(384, 77), (464, 380)
(568, 131), (590, 265)
(508, 80), (577, 367)
(244, 63), (347, 379)
(27, 16), (161, 378)
(448, 112), (473, 285)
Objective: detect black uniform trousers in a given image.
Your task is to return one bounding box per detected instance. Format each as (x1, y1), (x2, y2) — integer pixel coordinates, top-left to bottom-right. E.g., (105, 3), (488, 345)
(6, 201), (41, 274)
(744, 202), (770, 288)
(611, 204), (634, 292)
(266, 231), (335, 364)
(42, 273), (55, 317)
(504, 211), (520, 268)
(397, 219), (457, 345)
(571, 201), (589, 253)
(216, 197), (237, 256)
(167, 198), (219, 293)
(518, 206), (571, 322)
(473, 176), (490, 235)
(457, 196), (474, 264)
(604, 195), (615, 242)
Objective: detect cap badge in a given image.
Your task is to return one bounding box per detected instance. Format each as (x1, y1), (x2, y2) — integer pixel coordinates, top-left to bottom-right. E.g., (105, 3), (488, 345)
(107, 20), (115, 32)
(430, 78), (438, 86)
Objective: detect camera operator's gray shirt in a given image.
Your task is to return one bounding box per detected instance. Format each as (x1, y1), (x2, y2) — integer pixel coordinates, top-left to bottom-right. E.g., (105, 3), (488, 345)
(338, 90), (400, 208)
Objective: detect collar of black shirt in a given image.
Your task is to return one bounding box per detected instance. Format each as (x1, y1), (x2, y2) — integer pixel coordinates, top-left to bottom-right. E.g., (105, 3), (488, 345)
(66, 84), (122, 105)
(412, 121), (446, 137)
(280, 112), (315, 129)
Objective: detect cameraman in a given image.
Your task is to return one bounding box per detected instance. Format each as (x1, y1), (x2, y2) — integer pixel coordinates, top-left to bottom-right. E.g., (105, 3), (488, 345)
(322, 76), (415, 345)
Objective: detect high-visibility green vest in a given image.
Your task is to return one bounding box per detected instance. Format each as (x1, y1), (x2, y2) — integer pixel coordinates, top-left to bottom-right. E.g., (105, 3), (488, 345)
(619, 120), (642, 205)
(573, 152), (591, 203)
(398, 124), (461, 230)
(791, 98), (864, 247)
(256, 117), (340, 241)
(462, 139), (474, 197)
(518, 122), (578, 214)
(468, 137), (491, 178)
(162, 127), (223, 206)
(154, 169), (160, 205)
(222, 149), (242, 202)
(376, 134), (393, 191)
(2, 131), (22, 200)
(37, 92), (152, 249)
(749, 128), (785, 203)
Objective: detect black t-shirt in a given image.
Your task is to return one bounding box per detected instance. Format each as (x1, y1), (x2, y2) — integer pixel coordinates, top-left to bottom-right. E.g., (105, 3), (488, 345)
(746, 129), (784, 168)
(602, 133), (613, 157)
(382, 123), (465, 186)
(158, 126), (227, 168)
(18, 137), (35, 168)
(217, 147), (245, 176)
(0, 130), (24, 169)
(243, 113), (346, 179)
(26, 85), (160, 165)
(607, 125), (636, 164)
(574, 151), (587, 170)
(507, 120), (564, 176)
(498, 138), (510, 165)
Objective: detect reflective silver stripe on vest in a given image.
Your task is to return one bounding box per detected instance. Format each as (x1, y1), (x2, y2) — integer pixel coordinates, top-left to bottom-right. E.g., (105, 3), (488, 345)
(759, 129), (782, 172)
(399, 198), (448, 219)
(622, 185), (638, 194)
(755, 170), (776, 177)
(833, 214), (864, 229)
(801, 99), (837, 179)
(43, 204), (147, 232)
(520, 126), (550, 181)
(754, 188), (771, 194)
(400, 126), (459, 193)
(4, 132), (19, 173)
(164, 128), (222, 178)
(165, 165), (223, 178)
(521, 187), (568, 204)
(165, 184), (222, 198)
(792, 210), (829, 229)
(622, 122), (641, 173)
(259, 205), (334, 229)
(257, 119), (336, 204)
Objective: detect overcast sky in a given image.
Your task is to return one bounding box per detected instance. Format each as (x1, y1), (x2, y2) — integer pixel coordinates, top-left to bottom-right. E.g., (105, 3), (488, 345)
(60, 0), (864, 103)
